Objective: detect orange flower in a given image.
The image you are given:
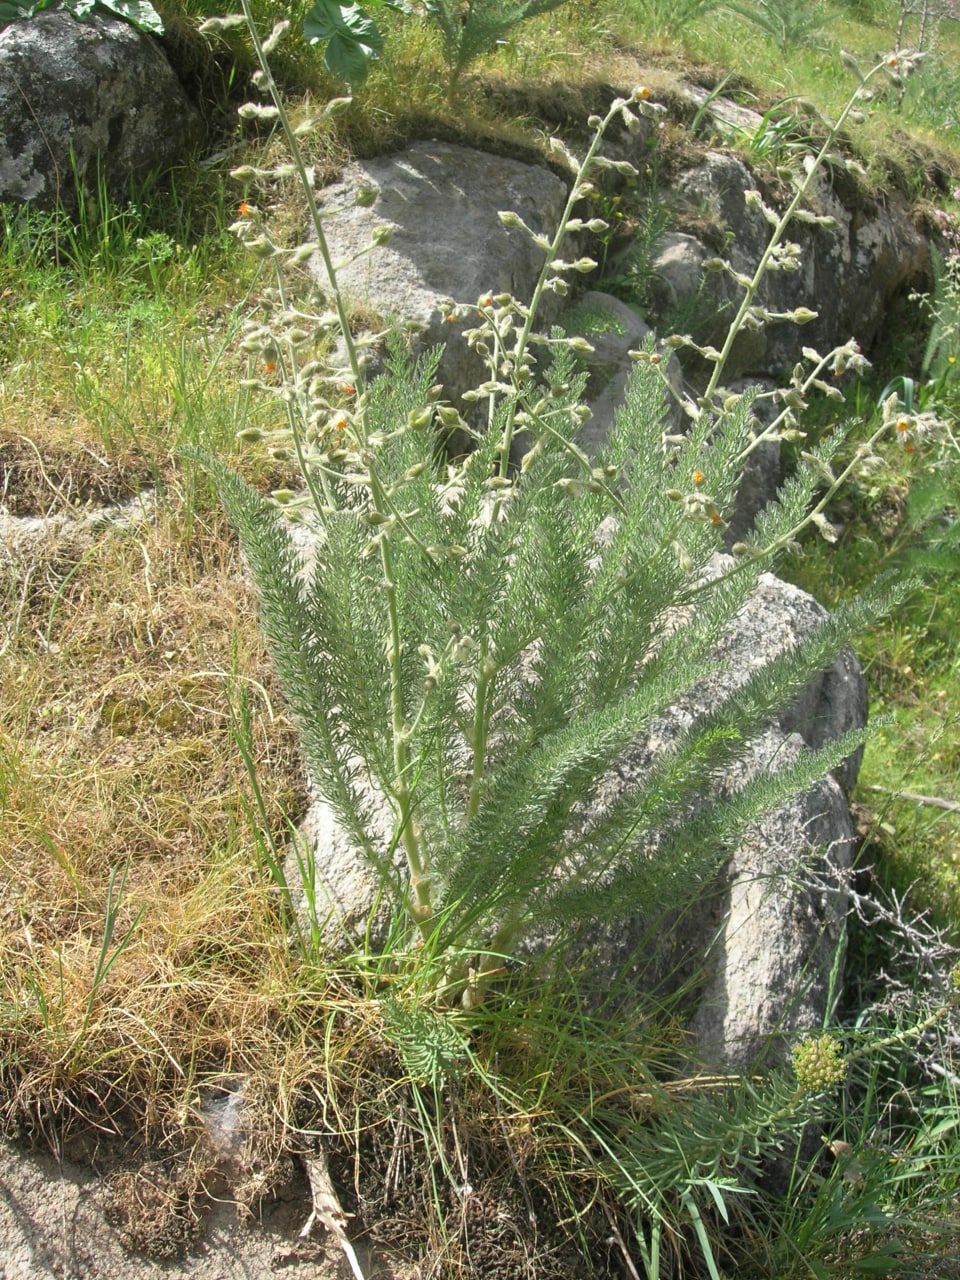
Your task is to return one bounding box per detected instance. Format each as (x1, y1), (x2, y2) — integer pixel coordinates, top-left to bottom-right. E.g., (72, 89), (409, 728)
(637, 86), (651, 99)
(710, 511), (723, 525)
(263, 360), (277, 374)
(896, 418), (910, 432)
(342, 383), (356, 396)
(238, 201), (253, 216)
(649, 353), (661, 365)
(446, 313), (457, 324)
(692, 470), (704, 487)
(331, 412), (348, 431)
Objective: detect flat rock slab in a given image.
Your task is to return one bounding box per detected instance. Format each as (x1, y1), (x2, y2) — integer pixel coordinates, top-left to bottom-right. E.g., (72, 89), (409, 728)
(311, 140), (569, 404)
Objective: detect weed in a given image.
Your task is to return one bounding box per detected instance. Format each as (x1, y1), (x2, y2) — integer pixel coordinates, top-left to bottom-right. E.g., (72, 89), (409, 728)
(724, 0), (829, 52)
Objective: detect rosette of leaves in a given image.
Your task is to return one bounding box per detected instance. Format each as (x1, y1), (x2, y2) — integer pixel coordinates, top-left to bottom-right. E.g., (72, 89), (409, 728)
(722, 0), (827, 51)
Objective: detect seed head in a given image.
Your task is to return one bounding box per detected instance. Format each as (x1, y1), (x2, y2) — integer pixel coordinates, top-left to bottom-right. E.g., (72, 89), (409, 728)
(792, 1035), (846, 1094)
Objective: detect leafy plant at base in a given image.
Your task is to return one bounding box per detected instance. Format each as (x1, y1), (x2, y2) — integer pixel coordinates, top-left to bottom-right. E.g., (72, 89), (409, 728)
(723, 0), (827, 51)
(293, 0), (572, 91)
(302, 0), (405, 88)
(628, 0), (725, 41)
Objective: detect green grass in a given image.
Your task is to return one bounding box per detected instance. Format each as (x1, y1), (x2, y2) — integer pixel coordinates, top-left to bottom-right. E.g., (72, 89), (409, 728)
(1, 0), (960, 1274)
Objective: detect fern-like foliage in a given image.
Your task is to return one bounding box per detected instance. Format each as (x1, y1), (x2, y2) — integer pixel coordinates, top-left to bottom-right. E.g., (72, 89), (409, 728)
(420, 0), (571, 91)
(206, 67), (907, 994)
(197, 329), (888, 966)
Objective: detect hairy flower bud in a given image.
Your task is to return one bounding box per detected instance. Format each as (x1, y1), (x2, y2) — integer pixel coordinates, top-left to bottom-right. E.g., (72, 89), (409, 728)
(407, 407), (433, 431)
(262, 19), (290, 53)
(237, 102), (280, 121)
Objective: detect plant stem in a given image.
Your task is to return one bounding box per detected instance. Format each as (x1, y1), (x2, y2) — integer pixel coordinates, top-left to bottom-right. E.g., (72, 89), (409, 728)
(240, 0), (363, 391)
(240, 0), (433, 932)
(702, 59), (890, 406)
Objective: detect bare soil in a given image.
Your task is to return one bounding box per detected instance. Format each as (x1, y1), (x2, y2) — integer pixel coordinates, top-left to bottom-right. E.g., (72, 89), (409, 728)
(0, 1138), (400, 1280)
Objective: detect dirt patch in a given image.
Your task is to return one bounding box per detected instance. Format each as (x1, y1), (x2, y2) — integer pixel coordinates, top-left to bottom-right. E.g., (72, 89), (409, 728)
(0, 1139), (408, 1280)
(0, 428), (152, 520)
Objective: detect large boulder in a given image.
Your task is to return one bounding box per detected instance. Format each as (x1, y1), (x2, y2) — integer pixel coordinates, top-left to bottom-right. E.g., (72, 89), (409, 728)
(0, 10), (201, 210)
(654, 150), (929, 380)
(308, 139), (569, 407)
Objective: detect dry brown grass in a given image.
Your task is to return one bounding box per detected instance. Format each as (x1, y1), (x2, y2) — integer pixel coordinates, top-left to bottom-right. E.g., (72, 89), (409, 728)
(0, 436), (313, 1146)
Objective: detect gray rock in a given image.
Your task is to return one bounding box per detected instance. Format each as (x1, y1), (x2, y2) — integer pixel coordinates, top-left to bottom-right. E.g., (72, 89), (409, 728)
(650, 231), (712, 314)
(308, 140), (569, 407)
(687, 729), (853, 1070)
(0, 10), (202, 211)
(666, 150), (929, 379)
(564, 290), (653, 447)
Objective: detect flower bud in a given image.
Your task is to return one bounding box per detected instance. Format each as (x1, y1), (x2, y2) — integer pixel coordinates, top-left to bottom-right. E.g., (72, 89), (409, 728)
(237, 102), (280, 121)
(407, 407), (433, 431)
(198, 14), (247, 31)
(262, 19), (290, 54)
(811, 511), (838, 543)
(355, 186), (378, 207)
(498, 210), (523, 228)
(247, 235), (278, 259)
